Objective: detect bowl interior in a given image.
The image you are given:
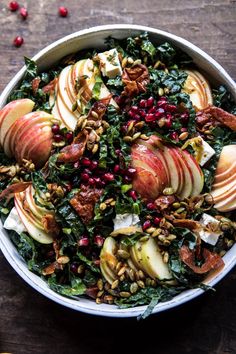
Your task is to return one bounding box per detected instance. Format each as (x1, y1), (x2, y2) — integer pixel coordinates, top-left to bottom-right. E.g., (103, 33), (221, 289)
(0, 24), (236, 317)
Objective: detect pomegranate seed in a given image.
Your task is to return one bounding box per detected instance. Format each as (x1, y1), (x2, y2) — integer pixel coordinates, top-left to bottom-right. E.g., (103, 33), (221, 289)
(113, 164), (120, 174)
(153, 217), (162, 225)
(73, 161), (80, 169)
(65, 131), (73, 143)
(20, 7), (28, 19)
(52, 124), (60, 134)
(145, 113), (156, 122)
(139, 110), (146, 118)
(180, 113), (189, 124)
(70, 263), (78, 274)
(131, 106), (139, 113)
(129, 190), (138, 201)
(9, 1), (19, 11)
(139, 99), (147, 108)
(59, 6), (68, 17)
(128, 110), (136, 119)
(53, 134), (63, 142)
(165, 118), (172, 128)
(81, 172), (90, 182)
(64, 183), (72, 192)
(94, 235), (104, 247)
(78, 237), (89, 247)
(123, 175), (132, 183)
(126, 167), (136, 177)
(146, 97), (154, 107)
(155, 108), (165, 120)
(13, 36), (24, 47)
(148, 107), (156, 114)
(90, 160), (98, 170)
(147, 202), (156, 210)
(133, 114), (141, 121)
(142, 220), (151, 231)
(115, 149), (121, 156)
(81, 157), (91, 167)
(103, 173), (114, 182)
(170, 132), (179, 141)
(94, 177), (102, 186)
(88, 177), (95, 186)
(181, 127), (188, 132)
(166, 104), (177, 113)
(157, 99), (167, 109)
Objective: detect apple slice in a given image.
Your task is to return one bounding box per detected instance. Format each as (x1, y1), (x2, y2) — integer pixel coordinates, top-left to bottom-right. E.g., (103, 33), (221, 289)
(0, 98), (35, 149)
(162, 146), (182, 193)
(214, 162), (236, 184)
(213, 171), (236, 189)
(100, 237), (118, 285)
(182, 69), (213, 111)
(171, 148), (193, 198)
(129, 241), (147, 274)
(139, 238), (173, 281)
(15, 193), (53, 244)
(182, 150), (204, 196)
(213, 189), (236, 211)
(54, 94), (78, 130)
(208, 179), (236, 202)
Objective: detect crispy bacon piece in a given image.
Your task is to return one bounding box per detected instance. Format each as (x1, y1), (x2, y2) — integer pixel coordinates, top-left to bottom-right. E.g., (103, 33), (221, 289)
(179, 245), (224, 274)
(42, 78), (58, 94)
(122, 64), (150, 97)
(85, 286), (99, 299)
(172, 219), (200, 230)
(0, 182), (31, 202)
(70, 184), (103, 224)
(42, 261), (63, 276)
(31, 77), (41, 95)
(42, 214), (60, 236)
(154, 195), (175, 211)
(57, 131), (88, 163)
(203, 106), (236, 131)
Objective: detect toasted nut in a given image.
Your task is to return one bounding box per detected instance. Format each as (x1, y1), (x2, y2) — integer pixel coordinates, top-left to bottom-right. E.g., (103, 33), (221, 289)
(163, 252), (169, 263)
(115, 261), (122, 273)
(99, 203), (107, 211)
(102, 120), (110, 129)
(110, 201), (116, 206)
(176, 207), (186, 214)
(97, 278), (103, 290)
(92, 144), (99, 154)
(167, 234), (177, 241)
(154, 60), (161, 69)
(130, 282), (139, 294)
(158, 118), (166, 127)
(146, 227), (156, 234)
(117, 249), (130, 259)
(140, 134), (149, 140)
(119, 291), (131, 298)
(172, 202), (181, 209)
(91, 110), (99, 119)
(135, 121), (145, 129)
(127, 57), (134, 65)
(97, 290), (104, 297)
(138, 270), (145, 279)
(132, 59), (142, 66)
(57, 256), (70, 264)
(111, 279), (119, 289)
(132, 132), (142, 141)
(81, 119), (88, 130)
(137, 280), (145, 288)
(96, 297), (102, 304)
(123, 136), (133, 143)
(128, 268), (135, 281)
(127, 121), (135, 134)
(151, 228), (162, 237)
(122, 57), (128, 68)
(158, 87), (164, 96)
(179, 132), (189, 140)
(118, 266), (126, 277)
(119, 274), (125, 281)
(77, 264), (85, 274)
(104, 198), (114, 204)
(163, 187), (174, 195)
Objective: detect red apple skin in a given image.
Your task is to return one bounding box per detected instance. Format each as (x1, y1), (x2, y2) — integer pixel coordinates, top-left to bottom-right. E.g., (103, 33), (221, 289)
(5, 113), (52, 157)
(27, 134), (53, 167)
(131, 140), (170, 200)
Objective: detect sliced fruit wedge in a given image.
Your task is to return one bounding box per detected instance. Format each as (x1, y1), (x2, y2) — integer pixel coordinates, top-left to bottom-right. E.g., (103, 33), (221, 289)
(171, 148), (193, 198)
(100, 237), (118, 285)
(182, 150), (204, 196)
(213, 189), (236, 211)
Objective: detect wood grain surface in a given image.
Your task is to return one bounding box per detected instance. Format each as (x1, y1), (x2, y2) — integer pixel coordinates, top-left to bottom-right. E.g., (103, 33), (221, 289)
(0, 1), (236, 353)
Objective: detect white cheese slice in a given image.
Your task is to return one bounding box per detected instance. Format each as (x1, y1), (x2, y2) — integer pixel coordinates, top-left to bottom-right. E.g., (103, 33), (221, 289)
(199, 213), (222, 245)
(4, 207), (27, 235)
(113, 213), (140, 230)
(199, 138), (215, 166)
(97, 48), (122, 78)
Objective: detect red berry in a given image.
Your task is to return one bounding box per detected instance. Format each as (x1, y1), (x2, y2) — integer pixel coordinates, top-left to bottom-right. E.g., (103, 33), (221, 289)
(88, 177), (95, 186)
(81, 172), (90, 182)
(142, 220), (151, 231)
(146, 97), (154, 107)
(128, 190), (138, 201)
(165, 118), (172, 128)
(73, 161), (80, 169)
(145, 113), (156, 122)
(20, 7), (28, 19)
(103, 173), (114, 182)
(53, 134), (63, 142)
(90, 160), (98, 170)
(180, 127), (187, 132)
(139, 99), (147, 108)
(147, 202), (156, 210)
(170, 132), (179, 141)
(13, 36), (24, 47)
(59, 6), (68, 17)
(78, 237), (89, 247)
(81, 157), (91, 167)
(9, 1), (19, 11)
(70, 263), (78, 274)
(52, 124), (60, 134)
(113, 164), (120, 174)
(166, 104), (177, 113)
(94, 235), (104, 247)
(153, 217), (162, 225)
(94, 177), (102, 186)
(65, 131), (73, 143)
(126, 167), (136, 177)
(123, 175), (132, 183)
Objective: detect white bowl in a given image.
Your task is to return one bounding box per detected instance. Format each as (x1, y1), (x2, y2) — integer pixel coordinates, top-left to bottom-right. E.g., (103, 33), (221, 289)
(0, 24), (236, 318)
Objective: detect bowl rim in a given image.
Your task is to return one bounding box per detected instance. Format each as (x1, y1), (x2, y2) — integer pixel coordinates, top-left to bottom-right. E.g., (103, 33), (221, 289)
(0, 24), (236, 318)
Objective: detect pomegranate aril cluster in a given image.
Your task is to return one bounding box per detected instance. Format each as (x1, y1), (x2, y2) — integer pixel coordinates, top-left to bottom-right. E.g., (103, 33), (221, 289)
(128, 96), (189, 130)
(52, 124), (73, 143)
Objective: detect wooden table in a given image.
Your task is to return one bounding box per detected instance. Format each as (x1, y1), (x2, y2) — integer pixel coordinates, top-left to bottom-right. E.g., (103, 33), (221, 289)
(0, 1), (236, 353)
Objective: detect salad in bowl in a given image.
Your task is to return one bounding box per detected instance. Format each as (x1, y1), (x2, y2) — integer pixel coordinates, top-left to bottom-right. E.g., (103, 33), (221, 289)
(0, 28), (236, 318)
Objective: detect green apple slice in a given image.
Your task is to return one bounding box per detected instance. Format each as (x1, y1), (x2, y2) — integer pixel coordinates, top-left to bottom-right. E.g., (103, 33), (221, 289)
(100, 237), (118, 284)
(139, 238), (173, 281)
(14, 194), (53, 244)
